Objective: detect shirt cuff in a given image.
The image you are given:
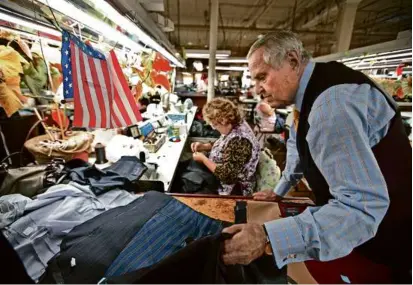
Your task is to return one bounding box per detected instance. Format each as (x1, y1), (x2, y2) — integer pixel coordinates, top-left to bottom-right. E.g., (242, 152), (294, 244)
(273, 177), (292, 197)
(264, 217), (307, 268)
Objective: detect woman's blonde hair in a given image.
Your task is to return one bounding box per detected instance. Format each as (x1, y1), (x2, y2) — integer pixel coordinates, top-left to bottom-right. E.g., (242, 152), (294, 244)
(203, 98), (242, 127)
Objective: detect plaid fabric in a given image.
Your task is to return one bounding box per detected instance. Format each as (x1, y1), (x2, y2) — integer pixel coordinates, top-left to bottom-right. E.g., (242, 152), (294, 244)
(105, 199), (222, 277)
(269, 61), (396, 269)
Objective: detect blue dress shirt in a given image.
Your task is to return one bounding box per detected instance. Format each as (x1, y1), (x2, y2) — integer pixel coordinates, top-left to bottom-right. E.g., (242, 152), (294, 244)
(265, 61), (395, 268)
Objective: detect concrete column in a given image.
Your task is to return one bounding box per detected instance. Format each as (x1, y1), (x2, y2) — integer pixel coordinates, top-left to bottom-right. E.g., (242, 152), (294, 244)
(334, 0), (362, 53)
(207, 0), (219, 102)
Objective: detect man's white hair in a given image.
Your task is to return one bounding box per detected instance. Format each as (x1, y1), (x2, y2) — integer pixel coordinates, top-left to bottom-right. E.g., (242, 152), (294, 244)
(247, 30), (311, 69)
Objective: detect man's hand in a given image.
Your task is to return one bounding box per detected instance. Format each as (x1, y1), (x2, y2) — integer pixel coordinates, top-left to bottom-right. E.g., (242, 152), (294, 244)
(253, 190), (282, 202)
(222, 224), (267, 265)
(193, 152), (207, 163)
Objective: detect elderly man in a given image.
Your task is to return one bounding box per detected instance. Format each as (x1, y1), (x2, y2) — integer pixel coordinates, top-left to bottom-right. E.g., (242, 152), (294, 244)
(222, 31), (411, 284)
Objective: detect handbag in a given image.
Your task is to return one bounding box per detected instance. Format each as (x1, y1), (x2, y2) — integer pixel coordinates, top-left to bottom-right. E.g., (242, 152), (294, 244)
(0, 153), (65, 198)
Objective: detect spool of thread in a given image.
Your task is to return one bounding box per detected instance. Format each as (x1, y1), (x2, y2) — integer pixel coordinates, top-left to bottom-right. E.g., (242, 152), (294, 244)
(139, 151), (146, 163)
(95, 143), (108, 164)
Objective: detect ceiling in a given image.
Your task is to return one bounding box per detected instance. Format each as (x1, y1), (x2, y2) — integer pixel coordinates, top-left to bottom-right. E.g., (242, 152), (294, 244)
(157, 0), (411, 57)
(1, 0), (411, 61)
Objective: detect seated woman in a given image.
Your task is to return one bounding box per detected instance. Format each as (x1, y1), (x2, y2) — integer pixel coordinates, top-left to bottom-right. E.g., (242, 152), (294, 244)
(254, 100), (277, 132)
(191, 98), (260, 196)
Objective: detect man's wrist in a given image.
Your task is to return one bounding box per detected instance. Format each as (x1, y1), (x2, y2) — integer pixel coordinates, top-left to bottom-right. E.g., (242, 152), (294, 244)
(262, 225), (273, 255)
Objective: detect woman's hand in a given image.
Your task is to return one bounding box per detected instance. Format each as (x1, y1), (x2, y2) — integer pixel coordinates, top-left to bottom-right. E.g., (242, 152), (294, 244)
(193, 152), (207, 163)
(191, 142), (203, 152)
(253, 190), (282, 202)
(191, 142), (212, 152)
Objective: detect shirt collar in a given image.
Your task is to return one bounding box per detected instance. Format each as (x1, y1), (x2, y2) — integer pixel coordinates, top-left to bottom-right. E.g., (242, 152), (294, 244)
(294, 61), (315, 111)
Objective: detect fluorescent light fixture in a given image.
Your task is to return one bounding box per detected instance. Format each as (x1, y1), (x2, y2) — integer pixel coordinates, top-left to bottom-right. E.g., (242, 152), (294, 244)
(341, 48), (412, 62)
(0, 10), (61, 37)
(207, 66), (248, 71)
(352, 64), (400, 70)
(186, 49), (231, 59)
(366, 52), (412, 62)
(88, 0), (183, 67)
(193, 61), (203, 71)
(218, 57), (248, 63)
(346, 57), (413, 68)
(0, 26), (61, 46)
(186, 53), (230, 59)
(36, 0), (147, 54)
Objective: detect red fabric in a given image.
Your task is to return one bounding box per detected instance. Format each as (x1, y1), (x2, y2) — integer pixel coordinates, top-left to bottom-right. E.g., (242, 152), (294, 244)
(396, 65), (404, 76)
(305, 250), (393, 284)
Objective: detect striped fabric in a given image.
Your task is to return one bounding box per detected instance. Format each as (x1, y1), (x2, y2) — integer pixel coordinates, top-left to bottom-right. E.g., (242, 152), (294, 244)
(61, 30), (142, 128)
(105, 199), (223, 277)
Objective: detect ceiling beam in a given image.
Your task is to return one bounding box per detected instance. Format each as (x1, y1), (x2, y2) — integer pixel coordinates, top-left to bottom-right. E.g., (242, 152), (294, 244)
(244, 0), (275, 28)
(175, 24), (398, 37)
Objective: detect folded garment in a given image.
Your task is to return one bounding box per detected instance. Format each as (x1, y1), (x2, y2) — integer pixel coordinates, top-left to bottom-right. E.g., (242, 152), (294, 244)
(66, 156), (147, 195)
(1, 182), (138, 281)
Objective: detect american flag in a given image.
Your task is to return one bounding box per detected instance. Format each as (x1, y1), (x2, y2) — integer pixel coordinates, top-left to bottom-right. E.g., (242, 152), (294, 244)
(61, 30), (142, 128)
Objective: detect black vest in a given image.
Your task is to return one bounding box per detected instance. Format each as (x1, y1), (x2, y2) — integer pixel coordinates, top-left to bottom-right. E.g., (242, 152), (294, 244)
(296, 61), (412, 270)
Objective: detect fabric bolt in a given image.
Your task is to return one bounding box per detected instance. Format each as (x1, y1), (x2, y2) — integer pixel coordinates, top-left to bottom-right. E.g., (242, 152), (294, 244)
(209, 120), (260, 195)
(43, 191), (196, 284)
(105, 197), (222, 276)
(66, 156), (146, 195)
(1, 182), (137, 281)
(267, 61), (411, 282)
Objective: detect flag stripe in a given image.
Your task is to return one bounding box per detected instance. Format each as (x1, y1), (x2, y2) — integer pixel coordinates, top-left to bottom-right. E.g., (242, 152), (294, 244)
(99, 59), (113, 128)
(78, 47), (96, 127)
(107, 55), (133, 126)
(113, 51), (142, 121)
(88, 57), (108, 128)
(108, 51), (142, 124)
(83, 52), (102, 128)
(72, 44), (89, 127)
(112, 93), (128, 127)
